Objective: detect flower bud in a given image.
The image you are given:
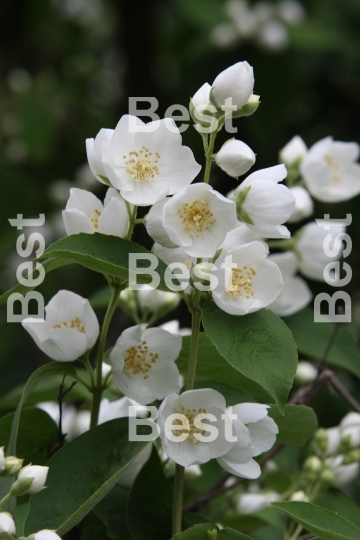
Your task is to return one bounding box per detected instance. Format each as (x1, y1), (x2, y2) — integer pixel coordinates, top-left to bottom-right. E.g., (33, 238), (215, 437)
(294, 361), (317, 385)
(33, 530), (62, 540)
(341, 425), (360, 450)
(320, 467), (335, 486)
(190, 82), (211, 115)
(315, 427), (341, 455)
(137, 285), (180, 313)
(17, 465), (49, 494)
(191, 262), (214, 288)
(215, 139), (255, 178)
(9, 476), (35, 497)
(184, 464), (202, 481)
(304, 455), (322, 474)
(211, 61), (254, 109)
(2, 456), (24, 476)
(287, 187), (314, 224)
(0, 512), (16, 538)
(0, 447), (4, 473)
(280, 136), (307, 166)
(290, 491), (309, 502)
(237, 93), (260, 117)
(343, 449), (360, 465)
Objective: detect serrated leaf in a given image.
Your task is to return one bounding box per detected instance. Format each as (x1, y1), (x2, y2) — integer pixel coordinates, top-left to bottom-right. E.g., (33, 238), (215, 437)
(286, 308), (360, 379)
(38, 233), (172, 290)
(24, 418), (149, 536)
(177, 333), (272, 403)
(268, 404), (318, 446)
(201, 300), (298, 413)
(0, 258), (71, 306)
(273, 501), (360, 540)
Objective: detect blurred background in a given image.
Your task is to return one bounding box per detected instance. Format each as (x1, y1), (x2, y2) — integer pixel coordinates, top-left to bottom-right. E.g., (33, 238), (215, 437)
(1, 0), (360, 406)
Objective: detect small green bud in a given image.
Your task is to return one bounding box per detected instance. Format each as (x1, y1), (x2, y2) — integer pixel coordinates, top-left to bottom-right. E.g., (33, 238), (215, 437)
(320, 467), (335, 486)
(9, 476), (34, 497)
(2, 456), (23, 477)
(207, 529), (218, 540)
(343, 449), (360, 465)
(314, 428), (329, 454)
(304, 456), (322, 473)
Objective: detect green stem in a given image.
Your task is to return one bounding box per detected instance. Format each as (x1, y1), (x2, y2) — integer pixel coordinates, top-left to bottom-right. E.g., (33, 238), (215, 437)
(288, 523), (303, 540)
(90, 284), (122, 428)
(0, 492), (11, 510)
(172, 288), (202, 535)
(126, 205), (138, 240)
(203, 129), (217, 184)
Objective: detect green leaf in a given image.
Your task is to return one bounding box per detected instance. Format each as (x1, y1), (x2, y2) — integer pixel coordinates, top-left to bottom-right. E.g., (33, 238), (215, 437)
(24, 418), (149, 536)
(177, 334), (272, 403)
(0, 258), (71, 306)
(38, 233), (172, 290)
(173, 523), (254, 539)
(273, 501), (360, 540)
(0, 407), (58, 465)
(285, 308), (360, 379)
(201, 301), (298, 413)
(268, 404), (318, 446)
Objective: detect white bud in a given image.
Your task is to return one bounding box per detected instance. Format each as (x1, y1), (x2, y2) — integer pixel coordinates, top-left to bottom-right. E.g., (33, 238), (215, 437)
(211, 61), (255, 109)
(340, 413), (360, 448)
(0, 447), (4, 473)
(33, 530), (62, 540)
(294, 361), (317, 385)
(191, 82), (211, 113)
(0, 512), (16, 538)
(237, 492), (279, 514)
(325, 427), (342, 455)
(3, 456), (24, 476)
(290, 490), (309, 502)
(304, 455), (322, 473)
(191, 262), (214, 285)
(280, 136), (307, 166)
(287, 187), (313, 223)
(215, 139), (256, 178)
(17, 465), (49, 494)
(137, 285), (180, 312)
(184, 464), (202, 480)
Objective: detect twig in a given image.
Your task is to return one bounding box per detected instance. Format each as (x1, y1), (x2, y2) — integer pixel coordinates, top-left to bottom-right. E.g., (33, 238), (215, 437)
(328, 373), (360, 413)
(57, 375), (77, 448)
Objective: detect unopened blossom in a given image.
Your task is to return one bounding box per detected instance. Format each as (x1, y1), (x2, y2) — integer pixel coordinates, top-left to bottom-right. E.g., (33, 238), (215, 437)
(300, 136), (360, 202)
(280, 135), (307, 166)
(34, 530), (62, 540)
(212, 241), (283, 315)
(162, 183), (237, 258)
(295, 221), (346, 281)
(287, 186), (313, 223)
(236, 491), (279, 514)
(0, 512), (16, 538)
(215, 139), (256, 178)
(217, 403), (278, 478)
(17, 464), (49, 494)
(137, 284), (180, 312)
(290, 491), (309, 502)
(340, 413), (360, 448)
(268, 251), (312, 317)
(86, 128), (113, 184)
(159, 320), (191, 337)
(211, 61), (254, 109)
(325, 455), (359, 488)
(101, 115), (201, 206)
(232, 165), (295, 238)
(110, 324), (182, 405)
(0, 447), (4, 473)
(63, 188), (130, 238)
(22, 290), (99, 362)
(294, 361), (318, 385)
(322, 427), (341, 456)
(190, 82), (211, 115)
(2, 456), (23, 476)
(157, 389), (238, 467)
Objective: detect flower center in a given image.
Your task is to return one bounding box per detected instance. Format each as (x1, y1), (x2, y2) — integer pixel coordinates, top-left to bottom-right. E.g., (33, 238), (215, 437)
(53, 317), (85, 333)
(123, 146), (161, 182)
(324, 155), (342, 184)
(123, 340), (159, 379)
(90, 209), (101, 229)
(178, 199), (216, 238)
(174, 406), (208, 444)
(227, 266), (256, 299)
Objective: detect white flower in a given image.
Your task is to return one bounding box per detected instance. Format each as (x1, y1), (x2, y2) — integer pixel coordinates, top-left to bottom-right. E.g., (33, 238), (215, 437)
(258, 20), (288, 52)
(211, 61), (254, 109)
(137, 284), (180, 312)
(268, 251), (312, 317)
(191, 82), (211, 113)
(278, 0), (306, 24)
(162, 183), (237, 258)
(326, 455), (359, 488)
(217, 403), (278, 478)
(18, 464), (49, 494)
(157, 389), (237, 467)
(294, 361), (318, 385)
(34, 530), (62, 540)
(280, 135), (307, 166)
(290, 491), (309, 502)
(110, 324), (181, 405)
(212, 241), (283, 315)
(215, 139), (256, 178)
(295, 221), (346, 281)
(340, 413), (360, 448)
(146, 198), (177, 248)
(287, 186), (313, 223)
(300, 136), (360, 202)
(0, 512), (16, 538)
(101, 115), (201, 206)
(324, 427), (342, 455)
(62, 188), (130, 238)
(236, 491), (279, 514)
(159, 320), (192, 337)
(0, 447), (4, 473)
(233, 165), (295, 238)
(86, 128), (114, 184)
(220, 223), (266, 251)
(22, 290), (99, 362)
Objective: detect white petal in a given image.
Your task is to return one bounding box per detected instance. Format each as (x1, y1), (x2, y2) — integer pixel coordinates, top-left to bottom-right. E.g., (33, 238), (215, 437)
(146, 199), (177, 247)
(65, 188), (103, 215)
(247, 416), (278, 456)
(62, 209), (95, 236)
(217, 457), (261, 479)
(98, 197), (129, 237)
(243, 164), (287, 184)
(232, 403), (270, 424)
